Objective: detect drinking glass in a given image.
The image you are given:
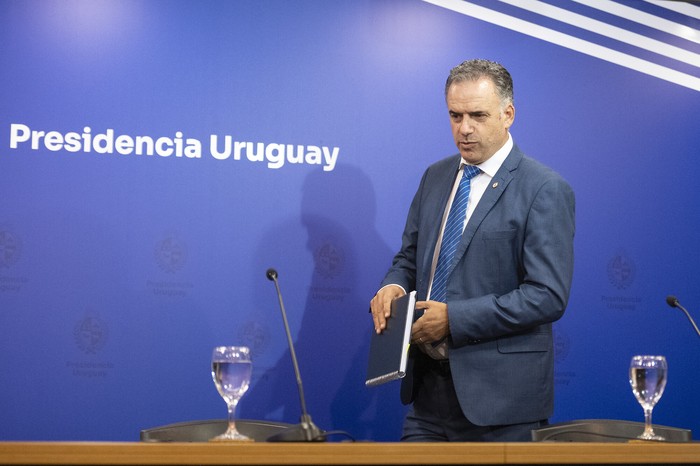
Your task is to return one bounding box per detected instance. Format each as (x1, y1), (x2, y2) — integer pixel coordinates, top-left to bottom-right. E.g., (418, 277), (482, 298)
(629, 355), (667, 440)
(210, 346), (253, 442)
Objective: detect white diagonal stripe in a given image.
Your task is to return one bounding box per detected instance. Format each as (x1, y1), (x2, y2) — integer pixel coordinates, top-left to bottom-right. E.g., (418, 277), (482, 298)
(422, 0), (700, 92)
(645, 0), (700, 21)
(500, 0), (700, 68)
(573, 0), (700, 44)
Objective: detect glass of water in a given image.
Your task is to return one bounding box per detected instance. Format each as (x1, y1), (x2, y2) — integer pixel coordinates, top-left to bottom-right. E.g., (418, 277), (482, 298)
(629, 355), (667, 440)
(210, 346), (253, 441)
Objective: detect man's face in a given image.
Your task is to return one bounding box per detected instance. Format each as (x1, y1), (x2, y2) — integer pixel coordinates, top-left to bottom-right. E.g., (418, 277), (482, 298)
(446, 78), (515, 165)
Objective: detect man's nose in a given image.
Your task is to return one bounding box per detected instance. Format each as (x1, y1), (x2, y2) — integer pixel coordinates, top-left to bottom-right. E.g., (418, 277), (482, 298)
(459, 118), (474, 134)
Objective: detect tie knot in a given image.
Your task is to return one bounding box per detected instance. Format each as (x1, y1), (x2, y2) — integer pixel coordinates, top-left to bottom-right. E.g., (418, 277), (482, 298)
(463, 164), (481, 180)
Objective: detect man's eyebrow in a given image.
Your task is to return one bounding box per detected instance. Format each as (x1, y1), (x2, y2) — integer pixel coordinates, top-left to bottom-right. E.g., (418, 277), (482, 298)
(449, 110), (489, 116)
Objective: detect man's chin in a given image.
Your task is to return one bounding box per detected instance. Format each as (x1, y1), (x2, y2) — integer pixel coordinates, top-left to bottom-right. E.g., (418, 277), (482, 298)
(460, 152), (483, 165)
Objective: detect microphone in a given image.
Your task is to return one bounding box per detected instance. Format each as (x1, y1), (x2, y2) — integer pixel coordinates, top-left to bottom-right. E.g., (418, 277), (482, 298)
(265, 268), (324, 442)
(666, 295), (700, 338)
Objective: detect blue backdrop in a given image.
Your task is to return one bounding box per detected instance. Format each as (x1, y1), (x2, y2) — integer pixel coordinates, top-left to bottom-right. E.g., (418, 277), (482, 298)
(1, 0), (699, 441)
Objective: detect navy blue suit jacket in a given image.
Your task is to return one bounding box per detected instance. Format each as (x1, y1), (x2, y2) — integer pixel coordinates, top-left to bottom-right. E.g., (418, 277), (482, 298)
(381, 144), (575, 426)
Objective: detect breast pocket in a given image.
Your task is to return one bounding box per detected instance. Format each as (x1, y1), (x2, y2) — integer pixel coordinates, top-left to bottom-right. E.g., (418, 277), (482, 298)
(479, 229), (518, 260)
(473, 229), (519, 292)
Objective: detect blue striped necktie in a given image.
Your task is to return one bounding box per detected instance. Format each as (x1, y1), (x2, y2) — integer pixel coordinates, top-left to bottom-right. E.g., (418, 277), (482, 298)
(431, 164), (481, 304)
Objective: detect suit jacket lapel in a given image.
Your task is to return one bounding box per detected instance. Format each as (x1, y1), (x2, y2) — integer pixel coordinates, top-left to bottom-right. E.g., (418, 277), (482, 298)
(420, 158), (462, 278)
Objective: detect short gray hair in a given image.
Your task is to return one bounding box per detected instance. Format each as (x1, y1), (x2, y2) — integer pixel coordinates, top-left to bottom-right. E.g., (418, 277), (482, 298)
(445, 59), (513, 107)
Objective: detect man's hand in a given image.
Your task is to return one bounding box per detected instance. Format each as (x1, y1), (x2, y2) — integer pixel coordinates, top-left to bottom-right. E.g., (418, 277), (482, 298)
(369, 285), (405, 334)
(411, 300), (449, 344)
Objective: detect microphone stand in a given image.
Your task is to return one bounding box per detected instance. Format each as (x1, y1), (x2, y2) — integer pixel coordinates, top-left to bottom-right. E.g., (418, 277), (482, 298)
(266, 268), (325, 442)
(666, 295), (700, 338)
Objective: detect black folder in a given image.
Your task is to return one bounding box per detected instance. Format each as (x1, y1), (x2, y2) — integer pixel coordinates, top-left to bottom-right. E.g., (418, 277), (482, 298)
(365, 291), (416, 387)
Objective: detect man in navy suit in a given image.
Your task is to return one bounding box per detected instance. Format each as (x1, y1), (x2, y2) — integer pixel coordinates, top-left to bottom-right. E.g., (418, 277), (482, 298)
(369, 59), (575, 441)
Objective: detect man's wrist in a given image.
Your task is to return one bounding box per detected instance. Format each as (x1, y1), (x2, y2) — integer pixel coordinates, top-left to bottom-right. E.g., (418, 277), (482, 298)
(379, 284), (406, 294)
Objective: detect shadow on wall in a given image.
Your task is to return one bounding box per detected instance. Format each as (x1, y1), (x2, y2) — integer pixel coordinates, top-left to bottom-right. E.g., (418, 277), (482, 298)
(241, 163), (407, 441)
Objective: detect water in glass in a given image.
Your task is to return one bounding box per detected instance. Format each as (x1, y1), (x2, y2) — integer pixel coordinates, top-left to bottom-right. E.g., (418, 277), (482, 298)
(210, 346), (253, 441)
(629, 355), (667, 441)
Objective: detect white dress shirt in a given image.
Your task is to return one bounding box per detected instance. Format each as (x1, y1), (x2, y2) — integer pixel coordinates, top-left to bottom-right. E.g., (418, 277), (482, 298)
(422, 134), (513, 359)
